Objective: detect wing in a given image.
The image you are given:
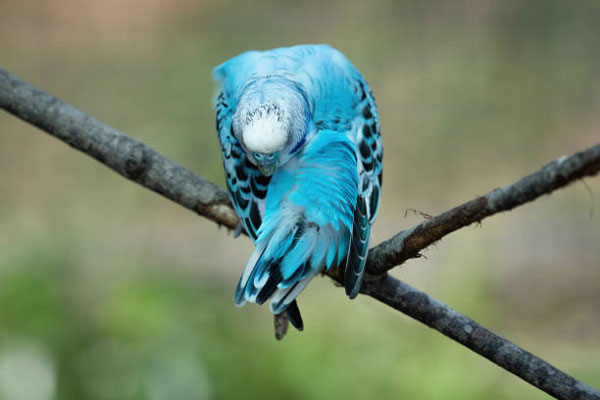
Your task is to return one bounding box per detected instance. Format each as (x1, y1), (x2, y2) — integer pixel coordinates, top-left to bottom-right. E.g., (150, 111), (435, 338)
(234, 130), (358, 314)
(344, 75), (383, 298)
(215, 90), (269, 242)
(293, 48), (383, 298)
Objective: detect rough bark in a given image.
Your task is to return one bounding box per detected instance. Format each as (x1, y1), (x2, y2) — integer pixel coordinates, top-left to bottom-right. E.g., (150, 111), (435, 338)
(366, 145), (600, 274)
(362, 274), (600, 400)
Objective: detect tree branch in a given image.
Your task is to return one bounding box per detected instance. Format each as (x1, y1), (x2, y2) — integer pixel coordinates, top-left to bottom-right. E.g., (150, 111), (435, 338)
(1, 68), (599, 399)
(366, 144), (600, 275)
(0, 68), (239, 231)
(361, 274), (600, 400)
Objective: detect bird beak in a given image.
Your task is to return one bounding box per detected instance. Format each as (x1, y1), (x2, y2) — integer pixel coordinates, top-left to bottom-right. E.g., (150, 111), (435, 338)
(258, 162), (277, 176)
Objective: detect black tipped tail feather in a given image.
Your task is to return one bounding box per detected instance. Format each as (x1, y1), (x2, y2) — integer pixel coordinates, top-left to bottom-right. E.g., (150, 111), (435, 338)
(286, 300), (304, 331)
(344, 196), (371, 298)
(234, 218), (321, 331)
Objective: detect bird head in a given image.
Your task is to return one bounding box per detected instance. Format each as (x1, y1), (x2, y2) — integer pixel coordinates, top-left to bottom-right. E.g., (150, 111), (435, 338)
(232, 78), (310, 176)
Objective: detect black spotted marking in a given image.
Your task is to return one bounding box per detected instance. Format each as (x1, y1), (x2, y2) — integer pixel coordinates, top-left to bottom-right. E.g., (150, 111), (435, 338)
(363, 159), (374, 172)
(251, 175), (268, 190)
(253, 189), (267, 199)
(358, 81), (367, 101)
(240, 185), (251, 194)
(244, 219), (257, 239)
(376, 152), (383, 163)
(244, 157), (254, 168)
(234, 190), (249, 210)
(371, 122), (377, 133)
(216, 92), (268, 240)
(371, 141), (378, 151)
(249, 202), (261, 232)
(369, 186), (380, 217)
(235, 164), (248, 181)
(359, 140), (371, 160)
(362, 105), (373, 119)
(362, 124), (372, 139)
(250, 178), (267, 199)
(378, 173), (382, 186)
(357, 193), (367, 215)
(255, 174), (271, 186)
(362, 179), (369, 191)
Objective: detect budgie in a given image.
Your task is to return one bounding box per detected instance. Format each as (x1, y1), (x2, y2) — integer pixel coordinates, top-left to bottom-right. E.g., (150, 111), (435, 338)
(213, 44), (382, 331)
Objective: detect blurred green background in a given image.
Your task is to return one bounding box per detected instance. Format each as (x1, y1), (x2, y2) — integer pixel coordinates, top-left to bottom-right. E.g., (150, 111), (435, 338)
(1, 1), (599, 399)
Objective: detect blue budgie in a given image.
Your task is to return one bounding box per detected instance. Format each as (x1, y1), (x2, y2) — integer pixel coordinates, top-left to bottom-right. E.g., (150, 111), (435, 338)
(213, 44), (382, 331)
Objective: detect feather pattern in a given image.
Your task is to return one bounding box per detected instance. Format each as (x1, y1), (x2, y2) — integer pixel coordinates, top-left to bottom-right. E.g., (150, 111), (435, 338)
(234, 131), (358, 312)
(213, 44), (383, 329)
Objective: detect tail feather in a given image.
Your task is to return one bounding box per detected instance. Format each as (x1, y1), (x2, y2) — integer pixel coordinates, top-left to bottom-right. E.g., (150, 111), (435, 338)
(234, 245), (267, 306)
(285, 300), (304, 331)
(280, 260), (310, 288)
(234, 219), (319, 309)
(345, 196), (371, 298)
(270, 272), (316, 314)
(235, 213), (346, 321)
(280, 232), (316, 280)
(255, 261), (283, 304)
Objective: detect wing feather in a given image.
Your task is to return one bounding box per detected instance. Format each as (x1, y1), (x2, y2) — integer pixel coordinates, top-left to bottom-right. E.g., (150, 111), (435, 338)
(234, 131), (358, 314)
(344, 74), (383, 298)
(215, 89), (268, 242)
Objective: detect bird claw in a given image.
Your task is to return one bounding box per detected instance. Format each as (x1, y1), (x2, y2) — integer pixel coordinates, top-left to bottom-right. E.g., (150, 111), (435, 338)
(233, 221), (245, 238)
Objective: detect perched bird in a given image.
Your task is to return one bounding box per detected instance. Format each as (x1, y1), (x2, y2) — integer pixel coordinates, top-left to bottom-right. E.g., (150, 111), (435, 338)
(213, 44), (382, 331)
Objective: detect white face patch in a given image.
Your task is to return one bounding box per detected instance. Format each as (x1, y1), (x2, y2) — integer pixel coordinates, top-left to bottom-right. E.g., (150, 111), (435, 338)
(242, 115), (288, 154)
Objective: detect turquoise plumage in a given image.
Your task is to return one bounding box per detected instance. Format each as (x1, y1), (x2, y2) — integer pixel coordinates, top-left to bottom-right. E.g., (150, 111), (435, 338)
(213, 44), (383, 330)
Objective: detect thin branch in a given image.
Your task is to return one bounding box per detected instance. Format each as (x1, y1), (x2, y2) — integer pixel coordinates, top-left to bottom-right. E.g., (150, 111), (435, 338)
(366, 145), (600, 275)
(361, 274), (600, 400)
(1, 68), (599, 400)
(0, 68), (239, 231)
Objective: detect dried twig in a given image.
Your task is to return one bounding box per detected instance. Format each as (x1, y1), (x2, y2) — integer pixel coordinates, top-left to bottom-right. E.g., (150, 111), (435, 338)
(366, 146), (600, 275)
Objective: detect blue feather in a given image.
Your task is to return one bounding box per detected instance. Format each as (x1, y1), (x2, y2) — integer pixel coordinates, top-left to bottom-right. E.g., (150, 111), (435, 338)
(214, 45), (383, 329)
